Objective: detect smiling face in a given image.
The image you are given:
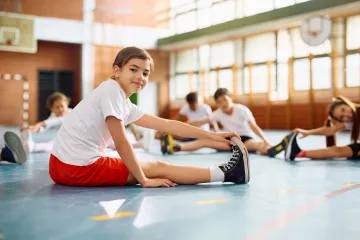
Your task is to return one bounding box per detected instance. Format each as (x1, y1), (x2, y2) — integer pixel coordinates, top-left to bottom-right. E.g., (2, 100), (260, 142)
(332, 104), (353, 123)
(113, 58), (151, 97)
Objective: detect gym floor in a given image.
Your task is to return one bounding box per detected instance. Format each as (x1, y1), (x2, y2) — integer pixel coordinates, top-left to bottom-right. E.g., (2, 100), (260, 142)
(0, 127), (359, 240)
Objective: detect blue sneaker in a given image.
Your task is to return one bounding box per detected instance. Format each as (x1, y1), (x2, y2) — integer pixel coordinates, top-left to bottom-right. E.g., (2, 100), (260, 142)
(1, 131), (27, 164)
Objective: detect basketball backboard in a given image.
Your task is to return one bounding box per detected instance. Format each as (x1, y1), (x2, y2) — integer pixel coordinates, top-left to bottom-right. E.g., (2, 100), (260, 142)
(0, 12), (37, 53)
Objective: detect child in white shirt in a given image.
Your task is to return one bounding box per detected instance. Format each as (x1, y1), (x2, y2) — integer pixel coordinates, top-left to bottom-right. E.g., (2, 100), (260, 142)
(45, 47), (250, 187)
(162, 88), (272, 155)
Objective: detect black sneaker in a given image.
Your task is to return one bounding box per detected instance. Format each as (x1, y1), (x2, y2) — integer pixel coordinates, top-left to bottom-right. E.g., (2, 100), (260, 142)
(160, 133), (175, 155)
(267, 132), (296, 157)
(3, 131), (27, 164)
(284, 132), (302, 161)
(219, 137), (250, 184)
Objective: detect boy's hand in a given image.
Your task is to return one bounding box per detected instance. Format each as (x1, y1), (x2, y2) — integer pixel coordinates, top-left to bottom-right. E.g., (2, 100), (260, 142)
(142, 178), (175, 188)
(29, 124), (42, 132)
(208, 132), (240, 144)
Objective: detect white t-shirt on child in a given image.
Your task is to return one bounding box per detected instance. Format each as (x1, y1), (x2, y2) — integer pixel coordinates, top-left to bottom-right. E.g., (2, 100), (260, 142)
(209, 103), (255, 137)
(179, 103), (212, 131)
(40, 109), (73, 132)
(52, 79), (144, 166)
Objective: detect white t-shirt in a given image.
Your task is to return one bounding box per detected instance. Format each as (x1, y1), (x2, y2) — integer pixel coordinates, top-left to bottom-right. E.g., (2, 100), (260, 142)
(52, 79), (144, 166)
(179, 103), (212, 131)
(40, 109), (73, 132)
(209, 104), (255, 137)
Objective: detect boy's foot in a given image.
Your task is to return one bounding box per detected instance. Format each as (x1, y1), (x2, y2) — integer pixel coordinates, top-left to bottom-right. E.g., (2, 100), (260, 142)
(267, 132), (296, 157)
(160, 133), (175, 155)
(20, 130), (34, 153)
(3, 131), (27, 164)
(285, 132), (302, 161)
(219, 137), (250, 184)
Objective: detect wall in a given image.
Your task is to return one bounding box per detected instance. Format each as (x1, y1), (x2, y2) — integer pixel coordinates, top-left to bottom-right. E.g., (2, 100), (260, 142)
(94, 46), (170, 117)
(95, 0), (169, 29)
(0, 41), (81, 126)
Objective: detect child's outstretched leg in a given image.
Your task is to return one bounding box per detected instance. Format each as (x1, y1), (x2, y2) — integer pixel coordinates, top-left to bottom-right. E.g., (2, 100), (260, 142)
(21, 130), (54, 153)
(284, 132), (356, 161)
(160, 133), (231, 154)
(129, 137), (250, 185)
(0, 131), (27, 164)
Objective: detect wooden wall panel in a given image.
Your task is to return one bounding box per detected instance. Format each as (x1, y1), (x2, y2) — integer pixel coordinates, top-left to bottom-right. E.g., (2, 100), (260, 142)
(95, 0), (170, 28)
(270, 105), (288, 129)
(22, 0), (83, 20)
(0, 41), (81, 126)
(251, 106), (267, 129)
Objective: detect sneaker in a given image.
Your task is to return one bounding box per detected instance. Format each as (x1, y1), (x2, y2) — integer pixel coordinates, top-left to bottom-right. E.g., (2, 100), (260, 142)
(284, 132), (302, 161)
(219, 137), (250, 184)
(3, 131), (27, 164)
(20, 129), (34, 153)
(160, 133), (175, 155)
(267, 132), (296, 157)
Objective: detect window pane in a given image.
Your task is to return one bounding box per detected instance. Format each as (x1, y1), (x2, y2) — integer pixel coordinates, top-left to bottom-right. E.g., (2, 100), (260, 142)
(175, 74), (190, 98)
(218, 69), (233, 93)
(244, 64), (273, 94)
(237, 69), (243, 95)
(236, 0), (244, 18)
(244, 0), (273, 16)
(272, 63), (289, 100)
(176, 49), (198, 73)
(190, 73), (199, 92)
(210, 41), (235, 68)
(347, 15), (360, 50)
(171, 0), (196, 14)
(275, 0), (295, 8)
(293, 59), (310, 90)
(199, 44), (210, 69)
(245, 33), (276, 63)
(207, 71), (218, 97)
(312, 57), (331, 89)
(291, 28), (331, 57)
(170, 77), (176, 100)
(175, 11), (197, 34)
(346, 54), (360, 87)
(197, 7), (211, 28)
(277, 30), (293, 62)
(211, 0), (235, 25)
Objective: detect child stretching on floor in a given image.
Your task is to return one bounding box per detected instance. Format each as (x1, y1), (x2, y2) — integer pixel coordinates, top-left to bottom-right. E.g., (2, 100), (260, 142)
(161, 88), (272, 155)
(268, 96), (360, 161)
(44, 47), (249, 187)
(0, 92), (72, 164)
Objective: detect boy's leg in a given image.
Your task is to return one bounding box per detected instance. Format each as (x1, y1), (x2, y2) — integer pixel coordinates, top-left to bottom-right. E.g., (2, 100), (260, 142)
(32, 140), (54, 152)
(128, 137), (250, 185)
(20, 129), (35, 153)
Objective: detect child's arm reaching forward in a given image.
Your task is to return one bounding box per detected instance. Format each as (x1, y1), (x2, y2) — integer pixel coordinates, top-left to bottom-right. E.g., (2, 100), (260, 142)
(106, 116), (174, 188)
(133, 114), (239, 143)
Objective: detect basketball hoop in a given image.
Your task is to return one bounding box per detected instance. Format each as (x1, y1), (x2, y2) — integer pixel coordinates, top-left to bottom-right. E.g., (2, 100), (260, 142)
(309, 31), (319, 37)
(6, 38), (13, 45)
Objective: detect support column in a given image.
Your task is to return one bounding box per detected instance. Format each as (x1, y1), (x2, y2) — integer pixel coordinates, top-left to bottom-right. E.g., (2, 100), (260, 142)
(82, 0), (96, 99)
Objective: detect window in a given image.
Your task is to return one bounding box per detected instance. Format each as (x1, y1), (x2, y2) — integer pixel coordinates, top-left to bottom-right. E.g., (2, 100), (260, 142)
(277, 30), (293, 62)
(207, 71), (218, 97)
(245, 33), (276, 63)
(293, 59), (310, 90)
(346, 15), (360, 50)
(275, 0), (295, 8)
(346, 54), (360, 87)
(312, 57), (331, 89)
(244, 64), (275, 94)
(175, 74), (190, 98)
(218, 69), (233, 93)
(176, 49), (198, 73)
(175, 11), (197, 34)
(244, 0), (273, 16)
(210, 41), (235, 68)
(211, 0), (235, 25)
(199, 44), (210, 69)
(273, 63), (289, 100)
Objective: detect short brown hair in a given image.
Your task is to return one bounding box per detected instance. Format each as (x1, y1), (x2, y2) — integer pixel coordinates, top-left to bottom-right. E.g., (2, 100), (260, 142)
(113, 47), (154, 71)
(47, 92), (70, 109)
(186, 92), (198, 104)
(214, 88), (231, 101)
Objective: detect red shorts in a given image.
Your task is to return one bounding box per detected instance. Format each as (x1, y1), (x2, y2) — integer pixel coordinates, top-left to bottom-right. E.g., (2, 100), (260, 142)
(49, 154), (129, 187)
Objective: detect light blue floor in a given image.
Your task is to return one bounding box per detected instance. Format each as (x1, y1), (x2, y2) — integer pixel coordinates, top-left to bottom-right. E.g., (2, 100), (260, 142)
(0, 127), (359, 240)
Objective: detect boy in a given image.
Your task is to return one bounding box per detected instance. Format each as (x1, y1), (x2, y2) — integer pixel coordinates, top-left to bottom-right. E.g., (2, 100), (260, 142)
(161, 88), (272, 155)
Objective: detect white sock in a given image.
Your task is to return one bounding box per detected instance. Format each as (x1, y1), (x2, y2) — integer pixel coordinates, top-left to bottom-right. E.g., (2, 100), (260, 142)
(20, 130), (34, 152)
(209, 167), (225, 182)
